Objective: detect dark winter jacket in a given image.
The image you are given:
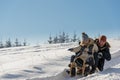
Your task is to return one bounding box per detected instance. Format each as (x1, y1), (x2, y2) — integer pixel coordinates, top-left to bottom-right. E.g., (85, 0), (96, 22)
(94, 39), (111, 61)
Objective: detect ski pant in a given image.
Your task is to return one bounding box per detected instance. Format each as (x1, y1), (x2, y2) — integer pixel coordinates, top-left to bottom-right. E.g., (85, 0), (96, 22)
(93, 52), (105, 71)
(97, 58), (105, 71)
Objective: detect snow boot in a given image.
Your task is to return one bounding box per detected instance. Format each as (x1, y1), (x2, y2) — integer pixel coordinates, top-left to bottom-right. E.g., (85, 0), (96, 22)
(77, 67), (82, 75)
(70, 67), (76, 77)
(84, 66), (91, 76)
(66, 69), (70, 74)
(70, 63), (76, 77)
(89, 66), (96, 74)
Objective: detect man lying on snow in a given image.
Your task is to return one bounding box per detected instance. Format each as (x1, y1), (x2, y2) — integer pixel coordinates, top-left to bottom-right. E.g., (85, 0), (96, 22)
(67, 33), (111, 77)
(90, 35), (111, 74)
(67, 32), (98, 77)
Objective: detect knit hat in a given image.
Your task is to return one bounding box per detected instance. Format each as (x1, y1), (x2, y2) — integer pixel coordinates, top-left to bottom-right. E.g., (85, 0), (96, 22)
(99, 35), (107, 42)
(82, 32), (89, 41)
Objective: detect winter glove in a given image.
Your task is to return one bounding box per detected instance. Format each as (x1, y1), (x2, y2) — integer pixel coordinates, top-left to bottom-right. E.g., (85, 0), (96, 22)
(68, 48), (73, 51)
(98, 52), (103, 59)
(102, 48), (111, 61)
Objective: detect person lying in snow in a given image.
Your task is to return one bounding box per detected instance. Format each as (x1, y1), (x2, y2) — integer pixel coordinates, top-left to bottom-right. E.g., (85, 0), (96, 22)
(90, 35), (111, 74)
(68, 32), (98, 77)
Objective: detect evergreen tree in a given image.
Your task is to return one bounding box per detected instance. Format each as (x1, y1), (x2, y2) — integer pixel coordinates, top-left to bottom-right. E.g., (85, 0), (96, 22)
(72, 32), (77, 42)
(48, 34), (52, 44)
(15, 38), (19, 47)
(58, 32), (66, 43)
(53, 36), (58, 44)
(48, 31), (79, 43)
(61, 32), (66, 43)
(23, 39), (27, 46)
(0, 41), (4, 48)
(5, 38), (12, 47)
(65, 33), (69, 43)
(58, 33), (62, 43)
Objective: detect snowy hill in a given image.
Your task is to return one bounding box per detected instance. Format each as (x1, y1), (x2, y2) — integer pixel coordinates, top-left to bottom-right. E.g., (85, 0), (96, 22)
(0, 39), (120, 80)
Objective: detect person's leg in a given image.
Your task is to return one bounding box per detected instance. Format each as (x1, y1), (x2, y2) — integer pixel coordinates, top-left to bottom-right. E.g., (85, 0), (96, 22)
(71, 55), (76, 62)
(69, 55), (76, 77)
(97, 58), (105, 71)
(90, 53), (99, 74)
(68, 55), (76, 67)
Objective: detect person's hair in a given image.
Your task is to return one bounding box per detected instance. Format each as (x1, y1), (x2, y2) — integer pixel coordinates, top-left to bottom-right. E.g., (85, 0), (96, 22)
(99, 35), (107, 42)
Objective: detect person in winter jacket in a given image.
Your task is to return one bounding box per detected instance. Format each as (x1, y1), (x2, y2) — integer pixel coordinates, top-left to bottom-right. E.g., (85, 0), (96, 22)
(68, 32), (98, 76)
(90, 35), (111, 73)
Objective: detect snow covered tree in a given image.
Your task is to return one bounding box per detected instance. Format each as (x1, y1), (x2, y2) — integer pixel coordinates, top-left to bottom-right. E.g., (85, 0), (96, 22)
(15, 38), (19, 47)
(53, 36), (58, 44)
(0, 41), (4, 48)
(5, 38), (12, 47)
(48, 35), (53, 44)
(48, 32), (79, 44)
(72, 32), (77, 42)
(62, 32), (66, 43)
(23, 39), (27, 46)
(14, 38), (23, 47)
(65, 33), (69, 43)
(59, 32), (66, 43)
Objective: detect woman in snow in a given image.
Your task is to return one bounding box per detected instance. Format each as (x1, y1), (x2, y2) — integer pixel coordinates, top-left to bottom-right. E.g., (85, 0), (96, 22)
(91, 35), (111, 73)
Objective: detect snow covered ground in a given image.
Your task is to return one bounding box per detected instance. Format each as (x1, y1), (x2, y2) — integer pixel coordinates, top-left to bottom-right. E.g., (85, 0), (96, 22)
(0, 39), (120, 80)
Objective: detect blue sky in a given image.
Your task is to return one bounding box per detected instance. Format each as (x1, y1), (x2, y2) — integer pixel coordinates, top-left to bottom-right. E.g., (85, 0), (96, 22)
(0, 0), (120, 44)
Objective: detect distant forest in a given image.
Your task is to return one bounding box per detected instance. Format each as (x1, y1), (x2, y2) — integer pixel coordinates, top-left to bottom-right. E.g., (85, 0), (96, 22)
(48, 32), (80, 44)
(0, 38), (27, 48)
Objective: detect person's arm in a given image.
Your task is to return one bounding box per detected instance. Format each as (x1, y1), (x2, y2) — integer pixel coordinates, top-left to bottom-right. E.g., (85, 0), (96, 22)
(68, 46), (81, 53)
(93, 43), (99, 53)
(102, 48), (111, 61)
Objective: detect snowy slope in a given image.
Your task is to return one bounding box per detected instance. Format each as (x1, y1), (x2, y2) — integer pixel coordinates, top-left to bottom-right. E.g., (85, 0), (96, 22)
(28, 49), (120, 80)
(0, 39), (120, 80)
